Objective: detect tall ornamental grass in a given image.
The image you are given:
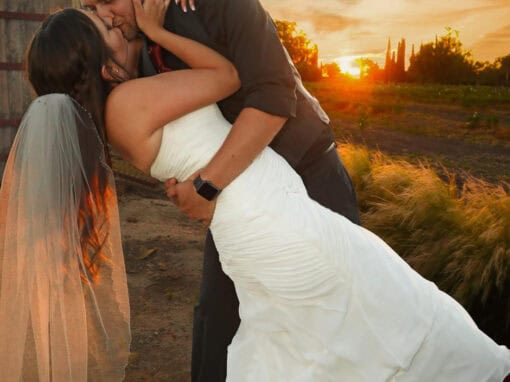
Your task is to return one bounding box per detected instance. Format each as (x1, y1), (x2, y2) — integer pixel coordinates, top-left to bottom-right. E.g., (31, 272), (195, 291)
(339, 143), (510, 344)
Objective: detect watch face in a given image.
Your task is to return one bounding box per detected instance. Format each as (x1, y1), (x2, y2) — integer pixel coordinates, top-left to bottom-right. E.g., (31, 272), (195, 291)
(194, 176), (220, 201)
(200, 181), (218, 201)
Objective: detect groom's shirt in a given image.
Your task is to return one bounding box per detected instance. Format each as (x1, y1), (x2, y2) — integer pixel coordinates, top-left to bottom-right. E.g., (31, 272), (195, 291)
(141, 0), (334, 169)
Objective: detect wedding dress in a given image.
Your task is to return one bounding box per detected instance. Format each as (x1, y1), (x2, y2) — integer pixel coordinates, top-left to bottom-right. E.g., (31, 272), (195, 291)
(150, 104), (510, 381)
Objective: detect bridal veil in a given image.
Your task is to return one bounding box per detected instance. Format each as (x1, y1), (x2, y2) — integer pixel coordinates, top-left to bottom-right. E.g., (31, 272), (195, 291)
(0, 94), (130, 381)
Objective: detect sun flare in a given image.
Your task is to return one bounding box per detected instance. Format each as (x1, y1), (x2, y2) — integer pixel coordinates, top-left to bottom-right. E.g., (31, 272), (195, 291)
(335, 56), (361, 77)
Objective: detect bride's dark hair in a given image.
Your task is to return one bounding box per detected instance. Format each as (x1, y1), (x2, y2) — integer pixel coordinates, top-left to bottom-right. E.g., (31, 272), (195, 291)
(26, 8), (122, 281)
(27, 8), (113, 144)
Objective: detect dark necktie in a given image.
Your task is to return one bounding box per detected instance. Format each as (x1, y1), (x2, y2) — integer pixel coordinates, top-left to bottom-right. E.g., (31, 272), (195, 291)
(147, 42), (172, 73)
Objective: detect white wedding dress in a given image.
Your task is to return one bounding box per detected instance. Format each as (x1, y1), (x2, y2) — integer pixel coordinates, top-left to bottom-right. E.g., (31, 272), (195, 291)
(150, 104), (510, 381)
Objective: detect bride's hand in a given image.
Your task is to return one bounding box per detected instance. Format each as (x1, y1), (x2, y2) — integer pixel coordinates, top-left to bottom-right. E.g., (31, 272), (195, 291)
(132, 0), (171, 37)
(175, 0), (196, 13)
(165, 172), (217, 227)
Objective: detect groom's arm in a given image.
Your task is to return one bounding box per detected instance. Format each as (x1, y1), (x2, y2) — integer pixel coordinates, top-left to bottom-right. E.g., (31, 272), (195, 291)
(167, 0), (297, 224)
(166, 107), (287, 224)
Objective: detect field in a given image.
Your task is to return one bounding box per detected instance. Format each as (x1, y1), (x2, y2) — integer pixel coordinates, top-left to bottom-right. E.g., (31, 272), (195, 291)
(306, 80), (510, 183)
(117, 82), (510, 381)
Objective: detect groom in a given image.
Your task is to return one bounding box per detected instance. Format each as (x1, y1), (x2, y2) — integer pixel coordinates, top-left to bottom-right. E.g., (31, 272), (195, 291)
(82, 0), (359, 380)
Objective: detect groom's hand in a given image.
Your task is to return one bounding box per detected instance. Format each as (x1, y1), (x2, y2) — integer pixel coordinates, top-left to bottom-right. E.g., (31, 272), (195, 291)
(165, 177), (216, 226)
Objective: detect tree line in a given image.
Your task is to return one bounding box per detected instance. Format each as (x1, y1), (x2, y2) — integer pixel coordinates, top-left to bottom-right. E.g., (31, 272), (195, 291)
(275, 20), (322, 81)
(276, 20), (510, 86)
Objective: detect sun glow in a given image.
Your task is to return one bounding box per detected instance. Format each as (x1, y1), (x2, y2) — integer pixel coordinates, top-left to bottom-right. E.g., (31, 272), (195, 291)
(335, 56), (361, 77)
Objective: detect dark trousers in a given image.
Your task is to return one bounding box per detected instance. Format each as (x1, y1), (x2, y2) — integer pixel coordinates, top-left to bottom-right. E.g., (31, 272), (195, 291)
(191, 147), (360, 382)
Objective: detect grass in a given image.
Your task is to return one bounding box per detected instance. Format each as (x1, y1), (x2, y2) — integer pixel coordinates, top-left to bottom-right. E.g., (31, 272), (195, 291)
(305, 79), (510, 145)
(339, 143), (510, 342)
(307, 80), (510, 108)
(370, 83), (510, 107)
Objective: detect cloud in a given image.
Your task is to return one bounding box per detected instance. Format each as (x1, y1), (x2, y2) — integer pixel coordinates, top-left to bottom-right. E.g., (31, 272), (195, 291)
(399, 4), (507, 25)
(334, 0), (362, 4)
(263, 0), (510, 62)
(271, 8), (362, 32)
(470, 24), (510, 61)
(307, 11), (363, 32)
(478, 24), (510, 44)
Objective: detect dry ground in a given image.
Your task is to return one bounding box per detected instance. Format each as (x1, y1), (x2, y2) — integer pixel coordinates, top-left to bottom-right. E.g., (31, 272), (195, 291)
(118, 182), (206, 382)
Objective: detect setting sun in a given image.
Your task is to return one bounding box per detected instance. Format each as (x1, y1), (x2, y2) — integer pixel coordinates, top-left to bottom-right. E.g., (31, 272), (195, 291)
(265, 0), (510, 64)
(335, 56), (361, 78)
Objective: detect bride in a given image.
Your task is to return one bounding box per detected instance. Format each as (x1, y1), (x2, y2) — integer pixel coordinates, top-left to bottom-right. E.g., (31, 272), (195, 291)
(1, 0), (509, 380)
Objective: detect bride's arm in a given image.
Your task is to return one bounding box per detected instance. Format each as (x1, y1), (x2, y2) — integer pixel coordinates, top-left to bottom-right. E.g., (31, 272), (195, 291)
(105, 0), (240, 156)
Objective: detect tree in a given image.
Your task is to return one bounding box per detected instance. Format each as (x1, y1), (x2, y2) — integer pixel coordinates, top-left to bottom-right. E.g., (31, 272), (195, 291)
(357, 58), (382, 81)
(471, 54), (510, 85)
(322, 62), (342, 78)
(407, 27), (475, 84)
(275, 20), (322, 81)
(384, 38), (406, 82)
(474, 61), (500, 85)
(384, 38), (392, 82)
(497, 54), (510, 85)
(396, 39), (406, 81)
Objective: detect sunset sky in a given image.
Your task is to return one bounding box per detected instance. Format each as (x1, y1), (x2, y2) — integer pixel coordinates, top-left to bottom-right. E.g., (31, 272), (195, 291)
(262, 0), (510, 75)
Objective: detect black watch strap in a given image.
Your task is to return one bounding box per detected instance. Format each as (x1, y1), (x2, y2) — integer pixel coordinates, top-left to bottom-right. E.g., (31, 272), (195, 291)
(193, 175), (221, 201)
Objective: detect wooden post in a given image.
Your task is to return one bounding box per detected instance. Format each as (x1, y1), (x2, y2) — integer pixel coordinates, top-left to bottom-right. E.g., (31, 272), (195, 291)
(0, 1), (77, 174)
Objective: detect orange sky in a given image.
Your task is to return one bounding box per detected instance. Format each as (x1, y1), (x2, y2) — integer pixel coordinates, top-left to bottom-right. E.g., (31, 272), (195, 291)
(262, 0), (510, 73)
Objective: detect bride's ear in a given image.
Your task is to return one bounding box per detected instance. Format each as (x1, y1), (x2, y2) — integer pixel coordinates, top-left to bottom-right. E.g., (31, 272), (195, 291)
(101, 65), (115, 82)
(101, 64), (128, 86)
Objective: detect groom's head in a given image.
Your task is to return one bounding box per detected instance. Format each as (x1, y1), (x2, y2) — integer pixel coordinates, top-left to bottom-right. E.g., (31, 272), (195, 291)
(81, 0), (139, 41)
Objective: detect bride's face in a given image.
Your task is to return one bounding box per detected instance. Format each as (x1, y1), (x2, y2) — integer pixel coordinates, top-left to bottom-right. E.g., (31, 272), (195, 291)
(82, 10), (129, 69)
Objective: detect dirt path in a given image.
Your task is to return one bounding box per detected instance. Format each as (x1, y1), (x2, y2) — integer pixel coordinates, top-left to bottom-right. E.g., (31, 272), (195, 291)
(337, 127), (510, 183)
(119, 186), (206, 382)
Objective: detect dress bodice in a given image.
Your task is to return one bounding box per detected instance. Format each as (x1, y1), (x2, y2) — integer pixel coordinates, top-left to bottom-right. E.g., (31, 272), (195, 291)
(150, 104), (231, 182)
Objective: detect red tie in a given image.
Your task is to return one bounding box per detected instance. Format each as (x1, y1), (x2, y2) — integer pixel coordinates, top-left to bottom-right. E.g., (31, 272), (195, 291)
(148, 43), (172, 73)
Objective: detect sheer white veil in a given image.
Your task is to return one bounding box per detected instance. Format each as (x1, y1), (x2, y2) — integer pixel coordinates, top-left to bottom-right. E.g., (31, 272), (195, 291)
(0, 94), (130, 381)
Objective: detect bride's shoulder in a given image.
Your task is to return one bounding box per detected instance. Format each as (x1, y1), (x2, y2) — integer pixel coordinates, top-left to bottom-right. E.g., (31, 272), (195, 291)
(104, 77), (153, 133)
(105, 74), (173, 127)
(104, 75), (172, 149)
(104, 78), (151, 148)
(105, 78), (144, 120)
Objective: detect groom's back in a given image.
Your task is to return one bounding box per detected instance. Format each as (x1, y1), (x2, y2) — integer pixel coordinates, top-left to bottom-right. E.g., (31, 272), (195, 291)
(151, 0), (334, 168)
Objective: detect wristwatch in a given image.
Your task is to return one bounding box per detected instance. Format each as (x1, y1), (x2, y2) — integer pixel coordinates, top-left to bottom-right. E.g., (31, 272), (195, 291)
(193, 175), (222, 201)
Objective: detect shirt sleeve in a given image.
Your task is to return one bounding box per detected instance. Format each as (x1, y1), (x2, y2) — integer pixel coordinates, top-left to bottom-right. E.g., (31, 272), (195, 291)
(201, 0), (298, 118)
